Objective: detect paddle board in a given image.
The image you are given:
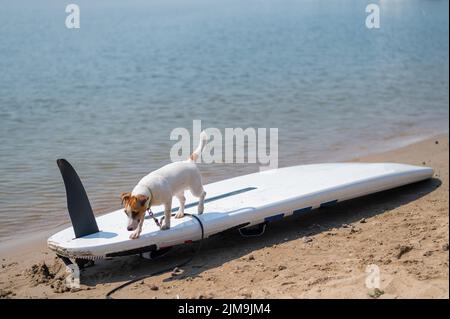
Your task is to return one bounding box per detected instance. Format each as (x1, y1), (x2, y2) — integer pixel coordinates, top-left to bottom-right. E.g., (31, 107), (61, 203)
(47, 162), (433, 259)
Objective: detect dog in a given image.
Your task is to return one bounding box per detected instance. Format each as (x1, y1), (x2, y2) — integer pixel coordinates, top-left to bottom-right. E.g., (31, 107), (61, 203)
(120, 131), (208, 239)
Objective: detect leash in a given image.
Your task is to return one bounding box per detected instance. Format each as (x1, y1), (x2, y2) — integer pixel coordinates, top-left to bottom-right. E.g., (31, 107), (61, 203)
(146, 208), (161, 228)
(105, 213), (204, 299)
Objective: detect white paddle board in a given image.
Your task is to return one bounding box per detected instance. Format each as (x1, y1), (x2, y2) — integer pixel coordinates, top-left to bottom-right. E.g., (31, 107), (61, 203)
(48, 163), (433, 259)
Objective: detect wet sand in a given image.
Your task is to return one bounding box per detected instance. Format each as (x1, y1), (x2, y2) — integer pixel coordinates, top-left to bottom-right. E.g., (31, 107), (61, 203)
(0, 134), (448, 299)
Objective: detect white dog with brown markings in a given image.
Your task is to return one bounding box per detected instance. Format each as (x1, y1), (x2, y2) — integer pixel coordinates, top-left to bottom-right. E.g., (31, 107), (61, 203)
(121, 131), (208, 239)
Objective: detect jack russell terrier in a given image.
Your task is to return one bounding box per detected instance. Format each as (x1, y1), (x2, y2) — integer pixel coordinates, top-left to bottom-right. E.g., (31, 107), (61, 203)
(121, 131), (208, 239)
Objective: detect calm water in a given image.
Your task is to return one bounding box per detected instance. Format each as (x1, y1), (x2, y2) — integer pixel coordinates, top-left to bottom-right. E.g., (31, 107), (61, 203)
(0, 0), (448, 243)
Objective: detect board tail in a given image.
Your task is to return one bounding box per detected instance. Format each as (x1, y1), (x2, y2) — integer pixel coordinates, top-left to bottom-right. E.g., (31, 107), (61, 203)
(189, 131), (208, 162)
(56, 159), (99, 238)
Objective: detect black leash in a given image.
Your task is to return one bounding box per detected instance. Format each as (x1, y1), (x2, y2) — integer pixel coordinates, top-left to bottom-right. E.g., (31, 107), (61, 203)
(105, 213), (204, 299)
(146, 208), (162, 228)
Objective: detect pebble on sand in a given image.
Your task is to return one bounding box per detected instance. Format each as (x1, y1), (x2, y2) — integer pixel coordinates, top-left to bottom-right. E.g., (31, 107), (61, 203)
(171, 267), (184, 277)
(368, 288), (385, 298)
(396, 245), (413, 259)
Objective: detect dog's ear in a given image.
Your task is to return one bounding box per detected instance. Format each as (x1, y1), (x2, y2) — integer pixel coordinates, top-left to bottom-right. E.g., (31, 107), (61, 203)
(136, 195), (149, 208)
(120, 192), (131, 206)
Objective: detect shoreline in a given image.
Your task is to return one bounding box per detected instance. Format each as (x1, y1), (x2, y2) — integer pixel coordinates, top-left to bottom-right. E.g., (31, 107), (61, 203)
(0, 133), (448, 298)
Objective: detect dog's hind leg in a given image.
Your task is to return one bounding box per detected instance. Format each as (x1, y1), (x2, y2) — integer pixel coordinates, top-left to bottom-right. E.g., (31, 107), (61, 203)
(175, 192), (186, 219)
(161, 200), (172, 230)
(198, 189), (206, 214)
(190, 184), (206, 215)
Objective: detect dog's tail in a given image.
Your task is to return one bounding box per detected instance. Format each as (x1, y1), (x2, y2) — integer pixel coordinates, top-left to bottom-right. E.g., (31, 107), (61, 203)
(189, 131), (208, 162)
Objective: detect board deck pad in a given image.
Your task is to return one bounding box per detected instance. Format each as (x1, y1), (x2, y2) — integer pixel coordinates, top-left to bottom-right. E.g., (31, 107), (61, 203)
(48, 163), (433, 259)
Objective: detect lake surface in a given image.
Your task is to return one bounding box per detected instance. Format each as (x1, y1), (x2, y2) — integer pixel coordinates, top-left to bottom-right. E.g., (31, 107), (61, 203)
(0, 0), (448, 242)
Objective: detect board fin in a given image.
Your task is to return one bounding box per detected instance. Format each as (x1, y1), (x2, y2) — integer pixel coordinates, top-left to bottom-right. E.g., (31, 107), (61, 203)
(57, 159), (99, 238)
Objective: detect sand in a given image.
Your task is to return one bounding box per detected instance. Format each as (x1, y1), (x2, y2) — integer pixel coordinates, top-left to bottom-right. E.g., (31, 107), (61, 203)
(0, 134), (448, 299)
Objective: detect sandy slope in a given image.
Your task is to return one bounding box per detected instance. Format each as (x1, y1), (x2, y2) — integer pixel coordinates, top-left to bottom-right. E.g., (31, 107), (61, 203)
(0, 134), (448, 299)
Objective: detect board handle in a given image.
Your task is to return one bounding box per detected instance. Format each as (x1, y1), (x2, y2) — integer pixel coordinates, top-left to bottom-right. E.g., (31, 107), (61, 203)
(57, 159), (99, 238)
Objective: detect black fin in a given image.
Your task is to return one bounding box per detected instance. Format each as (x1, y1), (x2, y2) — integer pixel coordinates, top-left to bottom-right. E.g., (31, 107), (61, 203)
(57, 159), (99, 238)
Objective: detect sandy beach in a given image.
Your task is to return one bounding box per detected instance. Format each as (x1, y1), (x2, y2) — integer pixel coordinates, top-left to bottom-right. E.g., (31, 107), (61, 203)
(0, 134), (448, 299)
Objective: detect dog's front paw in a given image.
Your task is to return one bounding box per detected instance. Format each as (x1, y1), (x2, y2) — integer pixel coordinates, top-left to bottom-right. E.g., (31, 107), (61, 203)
(129, 230), (141, 239)
(160, 223), (170, 230)
(175, 211), (184, 219)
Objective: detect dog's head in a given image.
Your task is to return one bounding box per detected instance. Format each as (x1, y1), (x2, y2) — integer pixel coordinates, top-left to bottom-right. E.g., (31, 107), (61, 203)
(120, 192), (149, 231)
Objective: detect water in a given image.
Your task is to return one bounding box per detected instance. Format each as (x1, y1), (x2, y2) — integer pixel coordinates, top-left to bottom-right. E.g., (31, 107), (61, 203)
(0, 0), (448, 243)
